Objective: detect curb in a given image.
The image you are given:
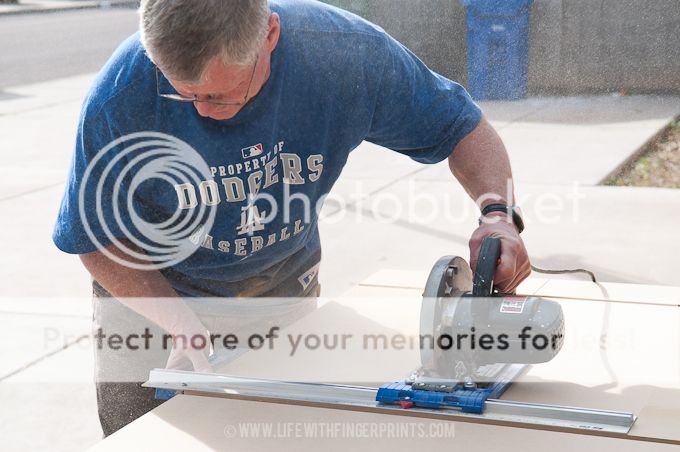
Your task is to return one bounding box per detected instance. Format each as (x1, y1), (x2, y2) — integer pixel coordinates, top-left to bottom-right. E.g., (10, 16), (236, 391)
(0, 0), (138, 16)
(598, 114), (680, 185)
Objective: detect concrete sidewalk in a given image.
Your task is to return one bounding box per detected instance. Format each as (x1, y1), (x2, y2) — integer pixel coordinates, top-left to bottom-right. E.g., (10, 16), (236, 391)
(0, 72), (678, 451)
(477, 95), (679, 185)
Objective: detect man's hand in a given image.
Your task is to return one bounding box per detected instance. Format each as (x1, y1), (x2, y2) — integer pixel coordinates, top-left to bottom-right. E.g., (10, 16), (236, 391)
(165, 324), (213, 373)
(469, 212), (530, 293)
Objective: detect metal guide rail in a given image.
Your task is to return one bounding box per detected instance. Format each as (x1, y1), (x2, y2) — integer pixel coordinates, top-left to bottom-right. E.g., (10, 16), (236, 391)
(144, 369), (637, 437)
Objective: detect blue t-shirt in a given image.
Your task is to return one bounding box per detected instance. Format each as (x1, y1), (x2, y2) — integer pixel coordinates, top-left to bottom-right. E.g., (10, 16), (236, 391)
(52, 0), (481, 296)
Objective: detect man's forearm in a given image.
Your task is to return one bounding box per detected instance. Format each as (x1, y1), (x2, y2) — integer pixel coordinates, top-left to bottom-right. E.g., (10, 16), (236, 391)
(80, 243), (204, 336)
(447, 115), (530, 290)
(80, 243), (177, 298)
(448, 115), (515, 208)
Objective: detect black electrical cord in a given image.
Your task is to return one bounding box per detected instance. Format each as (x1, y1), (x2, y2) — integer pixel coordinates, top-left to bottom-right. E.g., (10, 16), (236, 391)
(529, 263), (618, 385)
(530, 265), (597, 283)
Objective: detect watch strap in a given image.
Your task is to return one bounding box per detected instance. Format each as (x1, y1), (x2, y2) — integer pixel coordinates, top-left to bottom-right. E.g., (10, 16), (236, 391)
(480, 203), (525, 233)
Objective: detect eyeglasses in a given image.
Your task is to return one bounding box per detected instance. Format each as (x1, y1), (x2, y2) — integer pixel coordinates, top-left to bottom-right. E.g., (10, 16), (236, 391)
(155, 55), (259, 106)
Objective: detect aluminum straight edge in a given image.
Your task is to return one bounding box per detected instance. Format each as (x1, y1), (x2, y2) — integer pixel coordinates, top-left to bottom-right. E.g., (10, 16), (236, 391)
(144, 369), (636, 435)
(483, 399), (636, 433)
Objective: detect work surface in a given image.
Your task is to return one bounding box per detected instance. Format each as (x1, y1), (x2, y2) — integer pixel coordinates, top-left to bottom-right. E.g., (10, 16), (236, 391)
(88, 272), (680, 451)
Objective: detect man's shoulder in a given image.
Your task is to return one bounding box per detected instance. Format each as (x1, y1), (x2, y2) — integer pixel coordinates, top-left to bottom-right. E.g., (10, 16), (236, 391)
(82, 32), (154, 121)
(272, 0), (391, 77)
(272, 0), (387, 41)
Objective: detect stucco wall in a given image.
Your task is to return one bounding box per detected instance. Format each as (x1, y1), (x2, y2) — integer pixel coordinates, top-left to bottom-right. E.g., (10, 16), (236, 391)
(362, 0), (680, 94)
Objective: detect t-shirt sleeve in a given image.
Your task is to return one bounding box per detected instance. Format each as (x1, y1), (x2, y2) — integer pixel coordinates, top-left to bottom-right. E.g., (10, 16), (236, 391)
(52, 103), (135, 254)
(365, 33), (482, 164)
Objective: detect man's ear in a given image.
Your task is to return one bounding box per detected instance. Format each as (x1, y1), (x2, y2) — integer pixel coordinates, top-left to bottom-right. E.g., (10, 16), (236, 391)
(265, 13), (281, 52)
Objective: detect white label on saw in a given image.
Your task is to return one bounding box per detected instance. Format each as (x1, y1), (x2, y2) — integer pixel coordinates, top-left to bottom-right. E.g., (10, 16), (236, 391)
(500, 297), (526, 314)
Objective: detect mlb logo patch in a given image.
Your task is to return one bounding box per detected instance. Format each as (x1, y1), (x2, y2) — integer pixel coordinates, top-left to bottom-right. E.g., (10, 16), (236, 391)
(241, 143), (263, 159)
(298, 263), (321, 291)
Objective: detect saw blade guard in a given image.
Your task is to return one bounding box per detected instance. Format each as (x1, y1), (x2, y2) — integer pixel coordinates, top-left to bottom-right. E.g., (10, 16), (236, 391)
(420, 255), (473, 374)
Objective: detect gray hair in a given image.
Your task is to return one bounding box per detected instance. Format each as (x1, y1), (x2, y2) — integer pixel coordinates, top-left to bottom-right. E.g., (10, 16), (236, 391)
(140, 0), (270, 83)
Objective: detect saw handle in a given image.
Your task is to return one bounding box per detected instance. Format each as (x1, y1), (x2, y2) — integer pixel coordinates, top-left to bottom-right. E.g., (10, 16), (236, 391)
(472, 236), (501, 297)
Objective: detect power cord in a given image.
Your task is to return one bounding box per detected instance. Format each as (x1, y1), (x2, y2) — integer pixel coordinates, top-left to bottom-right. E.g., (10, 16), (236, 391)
(530, 264), (597, 283)
(530, 263), (618, 385)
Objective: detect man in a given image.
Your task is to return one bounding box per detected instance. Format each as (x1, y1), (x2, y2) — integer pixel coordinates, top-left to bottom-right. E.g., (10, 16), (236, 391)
(53, 0), (530, 436)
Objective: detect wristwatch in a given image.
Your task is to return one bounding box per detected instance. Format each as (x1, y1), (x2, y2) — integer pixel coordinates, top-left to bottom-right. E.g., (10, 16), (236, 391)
(479, 203), (525, 233)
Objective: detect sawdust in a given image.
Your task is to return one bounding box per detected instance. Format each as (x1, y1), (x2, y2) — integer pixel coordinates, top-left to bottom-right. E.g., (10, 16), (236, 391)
(605, 118), (680, 189)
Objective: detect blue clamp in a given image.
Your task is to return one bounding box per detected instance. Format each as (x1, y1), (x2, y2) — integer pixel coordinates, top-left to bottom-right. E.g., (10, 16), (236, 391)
(154, 388), (177, 401)
(375, 380), (512, 414)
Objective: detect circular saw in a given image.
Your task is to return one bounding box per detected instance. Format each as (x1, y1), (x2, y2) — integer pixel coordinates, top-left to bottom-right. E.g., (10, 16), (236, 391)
(418, 236), (565, 386)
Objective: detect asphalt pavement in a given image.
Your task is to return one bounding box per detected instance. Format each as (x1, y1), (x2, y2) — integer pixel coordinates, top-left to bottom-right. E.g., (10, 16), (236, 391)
(0, 6), (138, 89)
